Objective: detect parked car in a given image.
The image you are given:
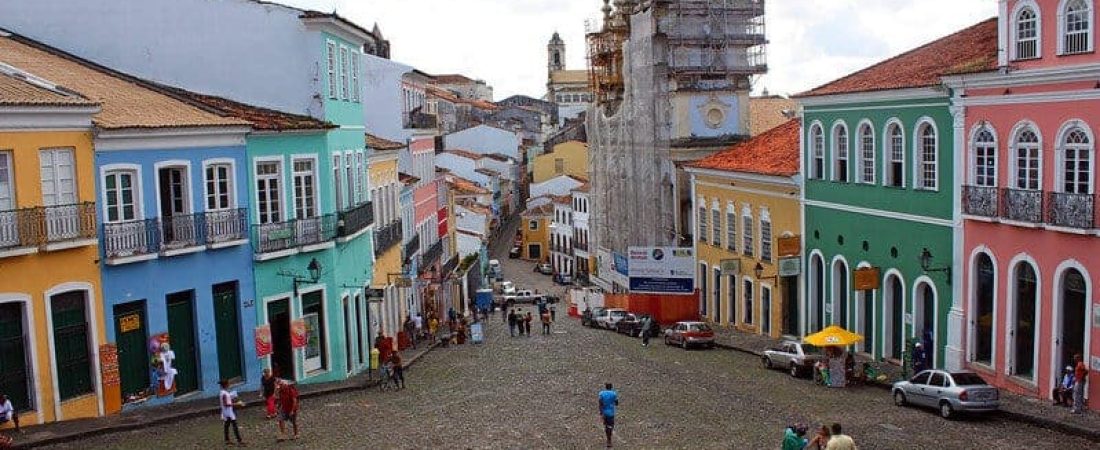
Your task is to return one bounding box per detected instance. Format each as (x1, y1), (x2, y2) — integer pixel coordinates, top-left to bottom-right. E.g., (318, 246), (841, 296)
(553, 273), (573, 285)
(581, 307), (604, 327)
(509, 246), (521, 258)
(502, 289), (538, 305)
(892, 370), (1000, 419)
(494, 280), (515, 296)
(593, 308), (628, 330)
(614, 313), (639, 335)
(536, 262), (553, 274)
(489, 259), (502, 276)
(762, 341), (824, 378)
(663, 321), (715, 349)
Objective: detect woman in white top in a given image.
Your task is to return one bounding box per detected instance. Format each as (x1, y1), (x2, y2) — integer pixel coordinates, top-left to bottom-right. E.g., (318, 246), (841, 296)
(219, 380), (244, 446)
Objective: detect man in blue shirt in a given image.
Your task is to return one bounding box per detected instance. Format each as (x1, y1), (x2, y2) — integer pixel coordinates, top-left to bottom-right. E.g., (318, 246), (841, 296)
(598, 383), (619, 448)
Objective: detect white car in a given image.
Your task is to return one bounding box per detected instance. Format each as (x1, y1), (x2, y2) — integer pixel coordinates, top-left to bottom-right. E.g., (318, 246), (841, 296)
(494, 280), (515, 296)
(502, 289), (537, 304)
(594, 308), (628, 330)
(536, 262), (553, 274)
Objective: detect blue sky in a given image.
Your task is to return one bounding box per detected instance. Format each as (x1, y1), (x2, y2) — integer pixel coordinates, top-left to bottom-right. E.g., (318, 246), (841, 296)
(285, 0), (997, 99)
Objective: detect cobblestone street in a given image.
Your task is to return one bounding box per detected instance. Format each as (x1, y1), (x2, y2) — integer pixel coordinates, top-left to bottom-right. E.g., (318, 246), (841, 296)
(39, 257), (1098, 449)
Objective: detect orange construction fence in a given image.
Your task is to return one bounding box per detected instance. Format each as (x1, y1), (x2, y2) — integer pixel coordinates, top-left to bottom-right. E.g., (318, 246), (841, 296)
(602, 292), (700, 325)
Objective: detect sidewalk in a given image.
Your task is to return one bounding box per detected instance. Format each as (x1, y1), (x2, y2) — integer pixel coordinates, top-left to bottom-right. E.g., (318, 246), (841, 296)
(710, 326), (1100, 441)
(7, 343), (438, 449)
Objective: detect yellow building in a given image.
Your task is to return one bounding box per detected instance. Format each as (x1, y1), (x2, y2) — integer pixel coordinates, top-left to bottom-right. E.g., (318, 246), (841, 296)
(532, 140), (587, 184)
(685, 119), (801, 338)
(0, 69), (113, 426)
(367, 135), (404, 340)
(519, 203), (552, 262)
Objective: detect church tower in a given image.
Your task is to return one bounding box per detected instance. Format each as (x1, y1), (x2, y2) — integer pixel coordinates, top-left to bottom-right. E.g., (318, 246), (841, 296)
(548, 32), (565, 74)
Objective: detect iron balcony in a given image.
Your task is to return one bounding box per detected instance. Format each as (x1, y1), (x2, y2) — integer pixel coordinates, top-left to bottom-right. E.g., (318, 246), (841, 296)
(0, 202), (97, 256)
(337, 201), (374, 238)
(373, 219), (402, 257)
(251, 214), (338, 256)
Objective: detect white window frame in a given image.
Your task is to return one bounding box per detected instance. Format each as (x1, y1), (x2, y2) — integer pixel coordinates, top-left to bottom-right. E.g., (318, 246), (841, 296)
(1010, 122), (1043, 191)
(832, 121), (849, 182)
(344, 151), (355, 207)
(857, 120), (876, 184)
(0, 151), (12, 210)
(1059, 0), (1095, 55)
(101, 165), (142, 223)
(741, 204), (754, 257)
(970, 125), (999, 188)
(351, 51), (361, 102)
(810, 122), (825, 180)
(202, 159), (235, 211)
(725, 203), (736, 252)
(710, 200), (721, 246)
(326, 41), (337, 99)
(759, 208), (772, 263)
(1055, 120), (1095, 194)
(292, 155), (319, 219)
(883, 120), (906, 188)
(697, 197), (708, 245)
(1012, 2), (1042, 60)
(339, 46), (350, 100)
(357, 151), (368, 205)
(742, 277), (755, 325)
(913, 119), (939, 191)
(333, 154), (344, 211)
(39, 147), (76, 207)
(254, 158), (284, 224)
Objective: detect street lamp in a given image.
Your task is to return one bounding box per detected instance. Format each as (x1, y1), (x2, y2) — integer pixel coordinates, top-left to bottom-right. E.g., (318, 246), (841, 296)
(280, 257), (323, 296)
(753, 261), (778, 282)
(918, 247), (952, 283)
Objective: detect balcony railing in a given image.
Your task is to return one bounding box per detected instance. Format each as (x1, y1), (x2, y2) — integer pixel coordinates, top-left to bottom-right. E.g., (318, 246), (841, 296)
(403, 233), (420, 260)
(0, 203), (96, 254)
(441, 254), (459, 276)
(205, 208), (248, 244)
(420, 239), (443, 269)
(963, 186), (998, 218)
(1048, 192), (1095, 229)
(337, 201), (374, 238)
(252, 214), (337, 255)
(103, 218), (159, 260)
(1001, 188), (1043, 223)
(574, 241), (589, 252)
(373, 219), (402, 257)
(160, 213), (201, 250)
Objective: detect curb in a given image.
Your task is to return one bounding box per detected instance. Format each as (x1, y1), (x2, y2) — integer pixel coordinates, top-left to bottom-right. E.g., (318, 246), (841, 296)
(714, 339), (1100, 442)
(15, 343), (439, 449)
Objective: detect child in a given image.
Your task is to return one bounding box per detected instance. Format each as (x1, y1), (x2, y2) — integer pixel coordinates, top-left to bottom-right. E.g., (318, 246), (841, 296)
(276, 381), (300, 441)
(219, 380), (245, 446)
(261, 369), (277, 419)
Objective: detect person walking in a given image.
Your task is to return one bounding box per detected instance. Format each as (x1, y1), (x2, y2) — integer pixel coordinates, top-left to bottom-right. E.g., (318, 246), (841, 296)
(275, 380), (300, 441)
(413, 313), (424, 343)
(219, 380), (245, 446)
(0, 393), (19, 433)
(598, 383), (619, 448)
(390, 352), (406, 389)
(541, 309), (552, 335)
(428, 315), (439, 344)
(507, 310), (518, 337)
(261, 368), (277, 419)
(550, 304), (557, 322)
(639, 315), (653, 347)
(1072, 353), (1090, 414)
(524, 312), (533, 336)
(403, 316), (417, 349)
(501, 304), (508, 322)
(824, 423), (856, 450)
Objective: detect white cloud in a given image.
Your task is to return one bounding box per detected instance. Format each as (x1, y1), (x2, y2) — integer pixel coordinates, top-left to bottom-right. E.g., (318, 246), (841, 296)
(285, 0), (997, 99)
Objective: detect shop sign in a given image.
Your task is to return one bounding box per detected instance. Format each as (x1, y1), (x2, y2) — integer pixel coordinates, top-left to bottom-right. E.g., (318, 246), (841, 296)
(720, 259), (741, 276)
(118, 313), (141, 333)
(254, 325), (272, 358)
(778, 257), (801, 277)
(777, 235), (801, 257)
(854, 267), (881, 291)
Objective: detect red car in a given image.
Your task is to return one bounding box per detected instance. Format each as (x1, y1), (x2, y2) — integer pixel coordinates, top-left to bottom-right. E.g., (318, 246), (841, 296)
(663, 321), (715, 349)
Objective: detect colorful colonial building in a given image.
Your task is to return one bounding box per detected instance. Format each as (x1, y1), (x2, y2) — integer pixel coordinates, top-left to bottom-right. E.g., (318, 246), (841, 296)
(367, 134), (405, 343)
(796, 20), (998, 368)
(687, 119), (802, 338)
(0, 61), (109, 425)
(946, 0), (1100, 409)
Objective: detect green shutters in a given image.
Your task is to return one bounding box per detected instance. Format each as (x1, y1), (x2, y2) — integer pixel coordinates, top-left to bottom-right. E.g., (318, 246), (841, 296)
(113, 301), (149, 400)
(213, 283), (243, 383)
(51, 291), (92, 401)
(166, 291), (198, 394)
(0, 302), (30, 411)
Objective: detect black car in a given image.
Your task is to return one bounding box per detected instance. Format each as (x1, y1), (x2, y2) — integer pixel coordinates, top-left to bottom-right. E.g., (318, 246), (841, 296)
(615, 313), (661, 337)
(508, 246), (521, 259)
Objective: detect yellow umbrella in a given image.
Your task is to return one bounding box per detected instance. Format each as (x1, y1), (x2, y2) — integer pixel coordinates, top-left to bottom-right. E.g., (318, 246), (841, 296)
(803, 325), (864, 347)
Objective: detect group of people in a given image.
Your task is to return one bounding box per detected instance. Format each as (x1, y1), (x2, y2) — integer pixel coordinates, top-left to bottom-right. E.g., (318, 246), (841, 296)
(783, 423), (858, 450)
(1053, 353), (1091, 414)
(506, 308), (536, 336)
(216, 370), (301, 447)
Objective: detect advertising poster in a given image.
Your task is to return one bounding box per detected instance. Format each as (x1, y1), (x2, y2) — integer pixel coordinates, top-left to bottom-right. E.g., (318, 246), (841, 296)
(254, 325), (272, 358)
(290, 319), (308, 349)
(627, 247), (695, 295)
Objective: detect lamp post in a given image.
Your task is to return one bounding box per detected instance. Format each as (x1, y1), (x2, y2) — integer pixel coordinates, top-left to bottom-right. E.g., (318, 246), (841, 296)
(753, 261), (778, 282)
(279, 257), (322, 296)
(918, 247), (952, 284)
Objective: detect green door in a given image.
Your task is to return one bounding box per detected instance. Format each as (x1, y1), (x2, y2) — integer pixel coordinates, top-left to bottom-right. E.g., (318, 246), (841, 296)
(212, 283), (243, 383)
(166, 292), (198, 394)
(114, 301), (149, 400)
(0, 302), (30, 411)
(51, 291), (92, 401)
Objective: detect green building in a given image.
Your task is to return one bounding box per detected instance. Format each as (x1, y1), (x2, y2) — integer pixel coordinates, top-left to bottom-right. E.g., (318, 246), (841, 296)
(797, 20), (996, 370)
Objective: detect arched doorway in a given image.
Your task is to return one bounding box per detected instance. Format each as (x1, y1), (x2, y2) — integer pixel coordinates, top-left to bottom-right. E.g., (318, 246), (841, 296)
(858, 288), (875, 355)
(1012, 262), (1038, 379)
(883, 274), (904, 360)
(973, 254), (995, 365)
(914, 281), (936, 367)
(809, 254), (825, 332)
(833, 259), (849, 328)
(1055, 268), (1087, 379)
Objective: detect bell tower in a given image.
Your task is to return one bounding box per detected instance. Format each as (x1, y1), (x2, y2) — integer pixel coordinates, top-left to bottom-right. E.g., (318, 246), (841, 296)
(548, 31), (565, 74)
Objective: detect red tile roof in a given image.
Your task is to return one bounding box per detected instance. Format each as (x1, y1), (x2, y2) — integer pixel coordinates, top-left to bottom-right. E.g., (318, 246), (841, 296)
(444, 149), (484, 160)
(448, 176), (490, 195)
(399, 172), (420, 185)
(366, 133), (405, 150)
(0, 70), (95, 107)
(433, 74), (476, 84)
(687, 118), (801, 177)
(151, 83), (335, 131)
(798, 18), (998, 97)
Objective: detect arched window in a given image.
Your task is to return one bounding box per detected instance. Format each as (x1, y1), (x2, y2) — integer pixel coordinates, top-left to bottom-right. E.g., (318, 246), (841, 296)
(916, 122), (938, 190)
(885, 122), (905, 187)
(1012, 262), (1038, 378)
(1057, 268), (1088, 371)
(810, 254), (825, 332)
(914, 281), (937, 366)
(1013, 127), (1041, 190)
(884, 274), (904, 360)
(1015, 6), (1040, 59)
(973, 253), (995, 365)
(833, 259), (849, 328)
(859, 123), (875, 184)
(811, 124), (825, 180)
(973, 128), (998, 187)
(1061, 0), (1094, 54)
(833, 124), (849, 182)
(1060, 126), (1092, 194)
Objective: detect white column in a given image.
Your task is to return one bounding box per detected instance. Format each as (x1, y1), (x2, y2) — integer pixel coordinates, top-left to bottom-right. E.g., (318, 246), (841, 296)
(945, 104), (967, 372)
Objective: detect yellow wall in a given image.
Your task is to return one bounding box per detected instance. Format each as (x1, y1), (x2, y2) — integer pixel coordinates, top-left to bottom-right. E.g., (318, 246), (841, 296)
(532, 140), (587, 184)
(693, 172), (801, 338)
(370, 157), (400, 289)
(0, 129), (108, 425)
(519, 214), (549, 262)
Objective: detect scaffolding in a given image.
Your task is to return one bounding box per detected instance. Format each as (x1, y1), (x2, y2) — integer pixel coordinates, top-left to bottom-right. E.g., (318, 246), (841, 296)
(585, 2), (629, 107)
(660, 0), (768, 78)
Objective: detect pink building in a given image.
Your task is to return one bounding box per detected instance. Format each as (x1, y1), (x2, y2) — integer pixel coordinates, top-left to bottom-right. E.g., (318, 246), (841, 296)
(410, 137), (443, 313)
(947, 0), (1099, 410)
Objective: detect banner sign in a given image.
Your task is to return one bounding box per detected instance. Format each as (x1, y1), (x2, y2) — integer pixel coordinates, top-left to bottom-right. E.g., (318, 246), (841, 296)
(613, 252), (629, 276)
(854, 267), (881, 291)
(290, 319), (308, 349)
(777, 235), (801, 257)
(628, 247), (695, 295)
(254, 325), (272, 358)
(720, 259), (741, 276)
(778, 257), (801, 277)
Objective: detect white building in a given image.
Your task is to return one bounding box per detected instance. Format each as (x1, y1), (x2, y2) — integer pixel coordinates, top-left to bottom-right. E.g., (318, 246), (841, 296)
(550, 196), (574, 277)
(529, 175), (585, 202)
(443, 124), (521, 159)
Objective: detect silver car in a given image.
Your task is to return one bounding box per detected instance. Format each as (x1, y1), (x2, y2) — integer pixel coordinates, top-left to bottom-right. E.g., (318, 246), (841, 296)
(762, 341), (823, 378)
(892, 370), (1000, 419)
